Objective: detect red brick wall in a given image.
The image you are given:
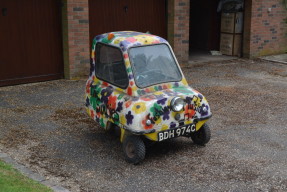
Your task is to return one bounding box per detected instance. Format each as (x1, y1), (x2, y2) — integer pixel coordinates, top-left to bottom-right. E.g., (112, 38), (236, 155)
(168, 0), (190, 63)
(66, 0), (90, 79)
(246, 0), (287, 57)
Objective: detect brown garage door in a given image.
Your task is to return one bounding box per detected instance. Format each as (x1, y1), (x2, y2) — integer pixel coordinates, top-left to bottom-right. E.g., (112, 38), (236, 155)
(0, 0), (63, 86)
(89, 0), (167, 45)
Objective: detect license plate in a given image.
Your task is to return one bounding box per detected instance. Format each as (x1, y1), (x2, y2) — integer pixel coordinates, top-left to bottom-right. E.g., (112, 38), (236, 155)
(158, 124), (196, 141)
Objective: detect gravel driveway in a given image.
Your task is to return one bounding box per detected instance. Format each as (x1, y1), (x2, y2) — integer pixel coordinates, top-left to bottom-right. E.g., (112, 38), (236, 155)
(0, 59), (287, 192)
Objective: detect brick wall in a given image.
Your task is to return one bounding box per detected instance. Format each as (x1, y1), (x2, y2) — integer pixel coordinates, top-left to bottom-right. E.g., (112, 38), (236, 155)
(168, 0), (190, 63)
(245, 0), (287, 57)
(64, 0), (90, 79)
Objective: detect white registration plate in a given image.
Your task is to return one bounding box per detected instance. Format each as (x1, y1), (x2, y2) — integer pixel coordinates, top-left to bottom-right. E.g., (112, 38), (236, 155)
(158, 124), (196, 141)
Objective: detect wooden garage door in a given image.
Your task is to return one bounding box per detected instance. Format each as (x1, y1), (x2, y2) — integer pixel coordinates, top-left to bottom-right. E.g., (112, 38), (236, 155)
(89, 0), (167, 45)
(0, 0), (63, 86)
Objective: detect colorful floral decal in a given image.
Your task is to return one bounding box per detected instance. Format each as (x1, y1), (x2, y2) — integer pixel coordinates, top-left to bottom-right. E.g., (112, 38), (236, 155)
(150, 103), (163, 117)
(132, 102), (146, 114)
(125, 111), (134, 125)
(116, 102), (123, 112)
(162, 107), (170, 120)
(108, 95), (117, 110)
(184, 104), (196, 120)
(142, 114), (154, 130)
(157, 98), (167, 105)
(101, 88), (112, 104)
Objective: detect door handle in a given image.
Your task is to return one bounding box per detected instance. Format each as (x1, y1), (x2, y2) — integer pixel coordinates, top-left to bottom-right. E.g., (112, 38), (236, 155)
(124, 6), (128, 13)
(2, 8), (7, 16)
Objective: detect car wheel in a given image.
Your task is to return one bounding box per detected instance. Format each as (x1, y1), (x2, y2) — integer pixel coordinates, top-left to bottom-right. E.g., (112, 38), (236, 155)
(123, 135), (146, 164)
(191, 124), (211, 146)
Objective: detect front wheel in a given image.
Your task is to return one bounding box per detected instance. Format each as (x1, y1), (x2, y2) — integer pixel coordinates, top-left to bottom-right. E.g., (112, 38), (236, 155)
(122, 135), (146, 164)
(191, 124), (211, 146)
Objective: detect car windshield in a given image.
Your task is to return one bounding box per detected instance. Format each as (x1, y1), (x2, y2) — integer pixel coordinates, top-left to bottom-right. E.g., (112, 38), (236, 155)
(129, 44), (182, 88)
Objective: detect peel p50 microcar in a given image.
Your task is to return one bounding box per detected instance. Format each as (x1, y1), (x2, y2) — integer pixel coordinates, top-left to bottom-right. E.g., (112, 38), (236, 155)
(85, 31), (212, 164)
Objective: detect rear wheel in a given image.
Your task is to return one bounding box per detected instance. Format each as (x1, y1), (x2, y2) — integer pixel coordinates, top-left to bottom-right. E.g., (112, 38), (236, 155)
(122, 135), (146, 164)
(191, 124), (211, 146)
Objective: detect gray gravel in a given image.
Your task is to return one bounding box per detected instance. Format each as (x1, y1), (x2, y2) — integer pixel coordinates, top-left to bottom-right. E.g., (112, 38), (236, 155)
(0, 59), (287, 192)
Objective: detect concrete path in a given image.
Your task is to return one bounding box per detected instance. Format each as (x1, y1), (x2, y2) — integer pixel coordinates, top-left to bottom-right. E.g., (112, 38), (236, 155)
(261, 53), (287, 64)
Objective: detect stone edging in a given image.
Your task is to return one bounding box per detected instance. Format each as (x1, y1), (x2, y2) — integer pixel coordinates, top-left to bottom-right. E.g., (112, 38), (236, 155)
(0, 151), (70, 192)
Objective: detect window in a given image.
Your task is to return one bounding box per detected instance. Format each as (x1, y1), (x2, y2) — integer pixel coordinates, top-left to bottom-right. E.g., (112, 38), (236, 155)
(129, 44), (182, 88)
(95, 43), (129, 88)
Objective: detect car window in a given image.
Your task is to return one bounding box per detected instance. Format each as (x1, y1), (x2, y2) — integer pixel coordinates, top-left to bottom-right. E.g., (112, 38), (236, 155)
(95, 43), (129, 88)
(129, 44), (182, 88)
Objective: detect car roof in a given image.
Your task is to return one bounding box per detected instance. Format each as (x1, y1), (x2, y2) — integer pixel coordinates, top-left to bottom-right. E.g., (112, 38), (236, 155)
(93, 31), (168, 51)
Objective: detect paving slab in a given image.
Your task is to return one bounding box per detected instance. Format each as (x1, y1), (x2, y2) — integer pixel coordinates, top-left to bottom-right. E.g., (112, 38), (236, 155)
(261, 53), (287, 64)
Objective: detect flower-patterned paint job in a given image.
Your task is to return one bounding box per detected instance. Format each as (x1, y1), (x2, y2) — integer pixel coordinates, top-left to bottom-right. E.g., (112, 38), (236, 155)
(85, 31), (212, 142)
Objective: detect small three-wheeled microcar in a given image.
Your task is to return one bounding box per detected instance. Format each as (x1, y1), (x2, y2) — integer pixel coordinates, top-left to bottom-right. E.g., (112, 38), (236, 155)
(85, 31), (212, 164)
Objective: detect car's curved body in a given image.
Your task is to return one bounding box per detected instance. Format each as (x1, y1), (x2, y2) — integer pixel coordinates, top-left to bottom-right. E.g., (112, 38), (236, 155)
(85, 31), (212, 163)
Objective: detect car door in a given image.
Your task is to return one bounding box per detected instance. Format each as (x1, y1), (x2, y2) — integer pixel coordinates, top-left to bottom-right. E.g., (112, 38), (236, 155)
(89, 43), (129, 128)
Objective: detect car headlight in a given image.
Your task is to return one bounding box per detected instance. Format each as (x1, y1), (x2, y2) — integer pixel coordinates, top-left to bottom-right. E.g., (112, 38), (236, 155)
(171, 97), (184, 112)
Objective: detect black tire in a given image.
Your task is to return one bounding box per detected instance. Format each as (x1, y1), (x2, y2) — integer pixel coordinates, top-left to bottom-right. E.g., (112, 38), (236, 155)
(122, 135), (146, 164)
(191, 124), (211, 146)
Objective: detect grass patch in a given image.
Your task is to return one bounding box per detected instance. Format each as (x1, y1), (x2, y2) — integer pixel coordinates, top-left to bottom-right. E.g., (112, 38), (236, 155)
(0, 160), (52, 192)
